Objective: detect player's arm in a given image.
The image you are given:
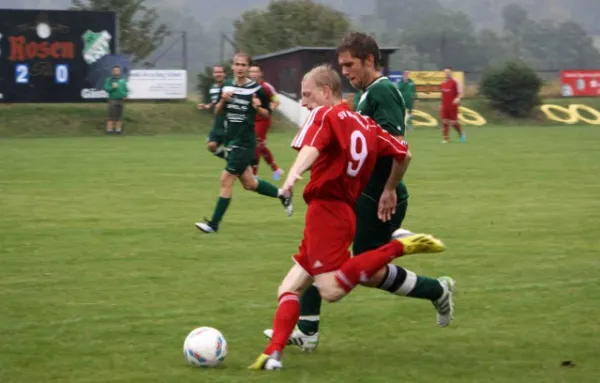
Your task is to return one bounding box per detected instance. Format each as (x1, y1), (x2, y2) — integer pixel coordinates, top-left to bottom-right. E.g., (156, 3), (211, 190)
(454, 80), (463, 105)
(252, 88), (271, 118)
(214, 87), (227, 115)
(283, 108), (332, 193)
(265, 83), (280, 111)
(377, 129), (411, 190)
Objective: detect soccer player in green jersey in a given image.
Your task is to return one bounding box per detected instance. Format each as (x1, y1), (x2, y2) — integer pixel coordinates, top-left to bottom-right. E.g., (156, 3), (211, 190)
(198, 65), (228, 158)
(263, 33), (455, 351)
(397, 70), (417, 129)
(195, 53), (293, 233)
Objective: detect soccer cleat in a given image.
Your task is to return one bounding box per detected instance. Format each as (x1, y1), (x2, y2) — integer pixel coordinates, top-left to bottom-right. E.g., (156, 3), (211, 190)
(441, 140), (448, 144)
(391, 228), (414, 239)
(248, 352), (283, 370)
(195, 218), (217, 233)
(433, 276), (456, 327)
(393, 233), (445, 254)
(459, 133), (466, 143)
(273, 168), (284, 181)
(279, 192), (293, 217)
(263, 326), (319, 352)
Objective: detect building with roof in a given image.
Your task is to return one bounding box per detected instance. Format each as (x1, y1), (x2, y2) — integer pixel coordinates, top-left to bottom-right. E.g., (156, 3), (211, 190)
(252, 46), (398, 126)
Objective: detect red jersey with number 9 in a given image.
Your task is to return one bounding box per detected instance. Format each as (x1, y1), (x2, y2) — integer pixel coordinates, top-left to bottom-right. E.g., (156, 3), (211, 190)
(291, 103), (409, 206)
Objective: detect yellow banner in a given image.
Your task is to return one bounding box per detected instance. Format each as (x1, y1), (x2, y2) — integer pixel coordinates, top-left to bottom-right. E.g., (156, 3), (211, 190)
(411, 71), (465, 99)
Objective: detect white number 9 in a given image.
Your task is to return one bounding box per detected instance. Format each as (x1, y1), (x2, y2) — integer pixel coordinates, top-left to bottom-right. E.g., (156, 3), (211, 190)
(346, 130), (368, 177)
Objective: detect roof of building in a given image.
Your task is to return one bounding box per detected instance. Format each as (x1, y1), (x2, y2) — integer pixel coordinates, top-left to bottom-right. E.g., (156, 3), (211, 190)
(252, 46), (399, 61)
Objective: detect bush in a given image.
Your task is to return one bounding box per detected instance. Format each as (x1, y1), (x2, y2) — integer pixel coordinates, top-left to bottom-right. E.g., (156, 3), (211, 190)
(196, 63), (232, 104)
(480, 61), (542, 118)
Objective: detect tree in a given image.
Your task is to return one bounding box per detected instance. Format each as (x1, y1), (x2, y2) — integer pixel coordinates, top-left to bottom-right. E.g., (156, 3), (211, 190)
(401, 10), (484, 70)
(71, 0), (170, 65)
(480, 61), (542, 118)
(375, 0), (443, 33)
(233, 0), (350, 56)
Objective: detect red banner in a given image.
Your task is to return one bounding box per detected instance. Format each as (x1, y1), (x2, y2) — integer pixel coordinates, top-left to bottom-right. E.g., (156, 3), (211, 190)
(560, 70), (600, 97)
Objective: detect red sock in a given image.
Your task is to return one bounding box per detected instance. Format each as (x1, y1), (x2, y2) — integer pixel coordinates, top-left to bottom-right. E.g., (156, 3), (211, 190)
(442, 123), (450, 141)
(453, 122), (462, 135)
(264, 292), (300, 355)
(261, 146), (279, 172)
(335, 241), (404, 293)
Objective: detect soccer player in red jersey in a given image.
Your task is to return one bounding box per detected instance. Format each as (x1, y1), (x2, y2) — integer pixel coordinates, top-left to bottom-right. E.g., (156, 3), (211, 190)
(248, 65), (445, 371)
(440, 67), (466, 143)
(249, 64), (285, 180)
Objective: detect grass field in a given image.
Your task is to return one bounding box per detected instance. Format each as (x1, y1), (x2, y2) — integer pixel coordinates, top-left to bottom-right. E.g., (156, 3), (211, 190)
(1, 125), (600, 383)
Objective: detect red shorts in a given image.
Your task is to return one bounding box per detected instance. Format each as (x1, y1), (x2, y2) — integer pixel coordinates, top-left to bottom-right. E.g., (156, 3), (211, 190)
(293, 199), (355, 276)
(440, 105), (459, 121)
(255, 120), (271, 141)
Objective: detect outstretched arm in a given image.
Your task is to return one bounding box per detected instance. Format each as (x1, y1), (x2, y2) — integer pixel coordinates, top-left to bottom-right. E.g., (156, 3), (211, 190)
(281, 146), (320, 195)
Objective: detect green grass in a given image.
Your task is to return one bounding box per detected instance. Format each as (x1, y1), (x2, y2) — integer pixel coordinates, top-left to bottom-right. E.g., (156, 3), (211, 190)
(0, 102), (296, 137)
(1, 125), (600, 382)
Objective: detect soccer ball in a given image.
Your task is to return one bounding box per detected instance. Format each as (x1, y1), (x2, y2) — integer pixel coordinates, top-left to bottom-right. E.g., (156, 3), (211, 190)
(183, 327), (228, 367)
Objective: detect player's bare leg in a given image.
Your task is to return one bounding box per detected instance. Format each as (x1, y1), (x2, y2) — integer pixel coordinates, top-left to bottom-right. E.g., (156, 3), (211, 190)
(115, 120), (123, 134)
(106, 120), (114, 133)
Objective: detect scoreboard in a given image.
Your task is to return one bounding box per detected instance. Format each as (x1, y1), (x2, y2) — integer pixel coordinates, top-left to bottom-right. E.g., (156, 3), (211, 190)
(0, 9), (116, 103)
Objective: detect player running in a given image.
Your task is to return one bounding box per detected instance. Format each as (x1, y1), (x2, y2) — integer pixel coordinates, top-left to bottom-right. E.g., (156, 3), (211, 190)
(264, 32), (456, 351)
(248, 64), (285, 180)
(195, 53), (293, 233)
(249, 65), (445, 371)
(397, 70), (417, 129)
(440, 66), (466, 143)
(198, 65), (228, 159)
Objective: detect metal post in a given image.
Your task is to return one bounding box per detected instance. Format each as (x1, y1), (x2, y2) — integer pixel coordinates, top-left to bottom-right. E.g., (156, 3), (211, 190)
(182, 31), (187, 70)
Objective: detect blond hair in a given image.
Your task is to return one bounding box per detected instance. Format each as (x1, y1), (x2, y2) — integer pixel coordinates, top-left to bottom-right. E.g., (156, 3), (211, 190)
(303, 64), (343, 98)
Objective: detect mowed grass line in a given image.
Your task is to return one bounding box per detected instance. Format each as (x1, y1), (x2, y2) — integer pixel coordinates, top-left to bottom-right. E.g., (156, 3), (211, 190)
(1, 125), (599, 383)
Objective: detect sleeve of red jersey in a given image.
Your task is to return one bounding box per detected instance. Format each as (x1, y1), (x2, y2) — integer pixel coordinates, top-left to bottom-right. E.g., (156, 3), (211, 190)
(290, 106), (333, 152)
(376, 128), (408, 162)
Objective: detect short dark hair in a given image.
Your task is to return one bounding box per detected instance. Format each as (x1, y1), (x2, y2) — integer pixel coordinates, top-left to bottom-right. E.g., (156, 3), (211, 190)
(112, 65), (120, 69)
(336, 32), (381, 68)
(249, 63), (262, 71)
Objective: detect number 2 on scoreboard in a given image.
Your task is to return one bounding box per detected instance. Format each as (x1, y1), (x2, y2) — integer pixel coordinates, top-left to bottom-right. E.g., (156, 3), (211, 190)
(15, 64), (29, 84)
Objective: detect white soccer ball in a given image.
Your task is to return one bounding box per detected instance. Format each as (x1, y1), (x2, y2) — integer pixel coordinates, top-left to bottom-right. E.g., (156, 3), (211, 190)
(183, 327), (228, 367)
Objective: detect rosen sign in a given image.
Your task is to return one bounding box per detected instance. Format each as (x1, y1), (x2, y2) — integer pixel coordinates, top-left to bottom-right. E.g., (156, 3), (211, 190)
(0, 9), (116, 102)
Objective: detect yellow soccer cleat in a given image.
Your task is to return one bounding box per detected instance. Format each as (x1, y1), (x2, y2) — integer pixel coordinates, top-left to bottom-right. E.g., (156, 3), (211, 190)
(395, 233), (445, 254)
(248, 353), (283, 370)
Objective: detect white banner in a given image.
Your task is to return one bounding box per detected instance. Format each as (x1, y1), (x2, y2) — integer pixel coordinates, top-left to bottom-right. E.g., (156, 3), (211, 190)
(127, 69), (187, 99)
(81, 69), (188, 100)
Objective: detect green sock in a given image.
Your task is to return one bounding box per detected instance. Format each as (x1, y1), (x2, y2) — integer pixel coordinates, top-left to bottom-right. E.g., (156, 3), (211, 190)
(297, 284), (322, 335)
(407, 276), (444, 300)
(255, 179), (279, 198)
(210, 197), (231, 227)
(377, 265), (443, 301)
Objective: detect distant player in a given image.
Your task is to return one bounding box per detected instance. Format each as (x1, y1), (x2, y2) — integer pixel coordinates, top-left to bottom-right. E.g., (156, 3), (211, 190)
(198, 65), (228, 158)
(249, 65), (445, 371)
(263, 32), (455, 352)
(397, 70), (417, 129)
(248, 64), (284, 180)
(195, 53), (293, 233)
(440, 66), (466, 143)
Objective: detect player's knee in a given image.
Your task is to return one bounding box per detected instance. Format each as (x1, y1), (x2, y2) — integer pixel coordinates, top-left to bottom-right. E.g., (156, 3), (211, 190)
(319, 285), (344, 303)
(207, 142), (218, 152)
